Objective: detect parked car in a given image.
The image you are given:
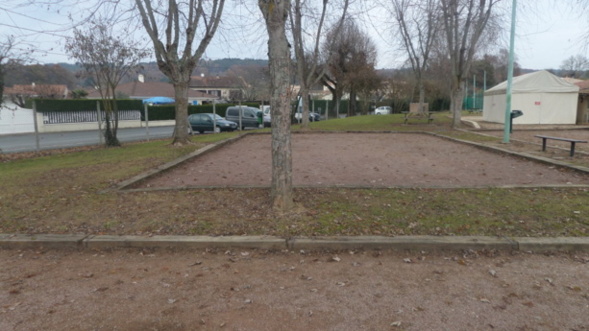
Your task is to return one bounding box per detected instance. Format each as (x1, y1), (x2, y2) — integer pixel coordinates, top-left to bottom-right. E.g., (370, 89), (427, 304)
(294, 109), (321, 122)
(294, 96), (321, 122)
(261, 106), (271, 127)
(188, 113), (237, 134)
(374, 106), (392, 115)
(225, 106), (261, 129)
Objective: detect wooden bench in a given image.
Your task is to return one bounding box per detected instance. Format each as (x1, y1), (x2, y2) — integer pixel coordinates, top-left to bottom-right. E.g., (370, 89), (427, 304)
(402, 111), (434, 124)
(534, 135), (588, 157)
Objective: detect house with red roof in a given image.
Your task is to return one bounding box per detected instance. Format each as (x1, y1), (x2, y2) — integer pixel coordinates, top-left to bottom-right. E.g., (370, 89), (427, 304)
(86, 75), (218, 104)
(4, 83), (69, 106)
(189, 75), (243, 100)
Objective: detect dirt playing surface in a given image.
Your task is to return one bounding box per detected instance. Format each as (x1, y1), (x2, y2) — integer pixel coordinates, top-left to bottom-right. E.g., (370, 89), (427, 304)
(139, 133), (589, 189)
(3, 131), (589, 330)
(1, 249), (588, 330)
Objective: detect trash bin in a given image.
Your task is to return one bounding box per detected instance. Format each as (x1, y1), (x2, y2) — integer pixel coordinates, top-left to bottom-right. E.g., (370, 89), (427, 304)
(257, 110), (263, 128)
(510, 110), (523, 133)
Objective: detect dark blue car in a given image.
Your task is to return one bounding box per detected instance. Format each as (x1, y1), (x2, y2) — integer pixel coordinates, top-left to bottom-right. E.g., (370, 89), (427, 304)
(188, 113), (237, 134)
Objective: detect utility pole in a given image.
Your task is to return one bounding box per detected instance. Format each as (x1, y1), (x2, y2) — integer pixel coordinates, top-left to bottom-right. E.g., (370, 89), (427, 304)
(503, 0), (517, 143)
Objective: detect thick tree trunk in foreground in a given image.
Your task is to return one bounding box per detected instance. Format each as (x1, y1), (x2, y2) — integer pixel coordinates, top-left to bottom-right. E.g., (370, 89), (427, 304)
(172, 81), (190, 144)
(259, 0), (294, 211)
(450, 78), (465, 128)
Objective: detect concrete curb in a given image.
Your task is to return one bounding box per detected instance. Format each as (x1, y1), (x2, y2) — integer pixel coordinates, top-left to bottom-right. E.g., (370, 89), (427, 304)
(1, 234), (588, 253)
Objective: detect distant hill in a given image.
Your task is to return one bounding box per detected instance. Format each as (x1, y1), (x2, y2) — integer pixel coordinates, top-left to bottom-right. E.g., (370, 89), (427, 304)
(33, 58), (269, 88)
(196, 58), (268, 76)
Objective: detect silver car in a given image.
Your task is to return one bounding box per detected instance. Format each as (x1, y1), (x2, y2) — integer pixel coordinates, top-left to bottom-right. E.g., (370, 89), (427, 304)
(374, 106), (392, 115)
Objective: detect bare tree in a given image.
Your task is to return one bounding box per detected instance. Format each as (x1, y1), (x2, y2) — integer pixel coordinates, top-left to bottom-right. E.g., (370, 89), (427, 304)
(0, 38), (14, 105)
(439, 0), (501, 128)
(322, 18), (377, 116)
(225, 65), (271, 101)
(560, 55), (589, 78)
(482, 49), (520, 84)
(388, 0), (440, 115)
(290, 0), (349, 128)
(135, 0), (225, 145)
(65, 18), (149, 147)
(0, 37), (25, 106)
(353, 63), (383, 115)
(259, 0), (294, 211)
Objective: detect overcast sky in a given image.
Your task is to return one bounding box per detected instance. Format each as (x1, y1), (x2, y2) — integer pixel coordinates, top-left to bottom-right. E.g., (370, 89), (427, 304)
(1, 0), (587, 71)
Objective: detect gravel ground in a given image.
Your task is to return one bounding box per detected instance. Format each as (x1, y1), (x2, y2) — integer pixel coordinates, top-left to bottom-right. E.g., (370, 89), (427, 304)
(139, 133), (589, 189)
(1, 249), (588, 331)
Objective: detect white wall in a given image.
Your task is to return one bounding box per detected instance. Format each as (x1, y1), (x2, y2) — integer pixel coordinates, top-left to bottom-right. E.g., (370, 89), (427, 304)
(0, 103), (35, 134)
(36, 115), (175, 133)
(483, 92), (578, 125)
(1, 106), (175, 134)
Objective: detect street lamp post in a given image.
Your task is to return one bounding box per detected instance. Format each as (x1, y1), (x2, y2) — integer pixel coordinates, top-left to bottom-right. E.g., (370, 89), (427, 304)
(503, 0), (517, 143)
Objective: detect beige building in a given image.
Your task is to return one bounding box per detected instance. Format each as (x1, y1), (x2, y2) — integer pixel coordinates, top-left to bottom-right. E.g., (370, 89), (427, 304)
(575, 80), (589, 124)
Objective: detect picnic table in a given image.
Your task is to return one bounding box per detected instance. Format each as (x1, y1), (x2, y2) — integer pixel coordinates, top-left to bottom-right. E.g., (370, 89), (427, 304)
(534, 135), (588, 157)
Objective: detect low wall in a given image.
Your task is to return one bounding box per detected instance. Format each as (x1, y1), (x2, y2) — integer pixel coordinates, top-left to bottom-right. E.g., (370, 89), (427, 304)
(1, 108), (175, 135)
(0, 106), (35, 134)
(36, 111), (176, 133)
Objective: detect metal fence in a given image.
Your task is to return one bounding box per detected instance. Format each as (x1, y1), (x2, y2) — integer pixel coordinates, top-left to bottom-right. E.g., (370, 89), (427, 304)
(42, 110), (142, 124)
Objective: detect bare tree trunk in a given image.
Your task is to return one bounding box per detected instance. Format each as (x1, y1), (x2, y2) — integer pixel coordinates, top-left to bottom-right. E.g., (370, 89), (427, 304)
(300, 85), (310, 127)
(440, 0), (498, 129)
(103, 106), (120, 147)
(260, 0), (294, 212)
(172, 81), (190, 145)
(349, 89), (356, 117)
(290, 0), (348, 129)
(450, 78), (464, 127)
(417, 78), (426, 115)
(0, 65), (4, 105)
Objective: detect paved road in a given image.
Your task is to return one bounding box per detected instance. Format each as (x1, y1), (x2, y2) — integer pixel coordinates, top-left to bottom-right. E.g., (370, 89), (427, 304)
(0, 126), (175, 153)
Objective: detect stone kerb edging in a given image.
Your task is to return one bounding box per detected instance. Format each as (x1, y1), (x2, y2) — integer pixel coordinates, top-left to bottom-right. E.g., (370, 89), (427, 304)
(107, 134), (246, 192)
(110, 130), (589, 192)
(110, 131), (427, 193)
(1, 234), (588, 253)
(429, 131), (589, 176)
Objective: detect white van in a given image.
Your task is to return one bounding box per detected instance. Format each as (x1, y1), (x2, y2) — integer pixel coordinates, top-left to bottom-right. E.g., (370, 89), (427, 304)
(260, 105), (271, 127)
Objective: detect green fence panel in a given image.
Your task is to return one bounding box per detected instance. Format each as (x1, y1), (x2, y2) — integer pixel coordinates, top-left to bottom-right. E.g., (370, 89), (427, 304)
(463, 93), (484, 110)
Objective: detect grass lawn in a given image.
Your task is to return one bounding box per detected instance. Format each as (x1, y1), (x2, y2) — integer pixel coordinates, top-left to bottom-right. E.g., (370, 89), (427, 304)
(1, 113), (588, 237)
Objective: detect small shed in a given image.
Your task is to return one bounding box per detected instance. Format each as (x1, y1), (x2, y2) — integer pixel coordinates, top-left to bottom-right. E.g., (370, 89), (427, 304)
(482, 70), (579, 125)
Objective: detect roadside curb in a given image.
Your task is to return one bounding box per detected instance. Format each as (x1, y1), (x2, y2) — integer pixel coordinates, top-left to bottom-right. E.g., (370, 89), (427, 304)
(1, 234), (588, 253)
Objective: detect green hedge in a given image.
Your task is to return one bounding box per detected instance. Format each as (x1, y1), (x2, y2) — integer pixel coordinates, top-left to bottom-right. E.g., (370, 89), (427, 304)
(298, 99), (350, 118)
(32, 99), (143, 112)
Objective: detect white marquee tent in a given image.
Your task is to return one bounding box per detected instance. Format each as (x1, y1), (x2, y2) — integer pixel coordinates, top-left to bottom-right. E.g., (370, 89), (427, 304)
(482, 70), (579, 125)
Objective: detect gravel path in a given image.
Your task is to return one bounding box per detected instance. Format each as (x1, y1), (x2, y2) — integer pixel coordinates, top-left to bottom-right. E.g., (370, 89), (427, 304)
(141, 133), (589, 189)
(1, 249), (588, 330)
